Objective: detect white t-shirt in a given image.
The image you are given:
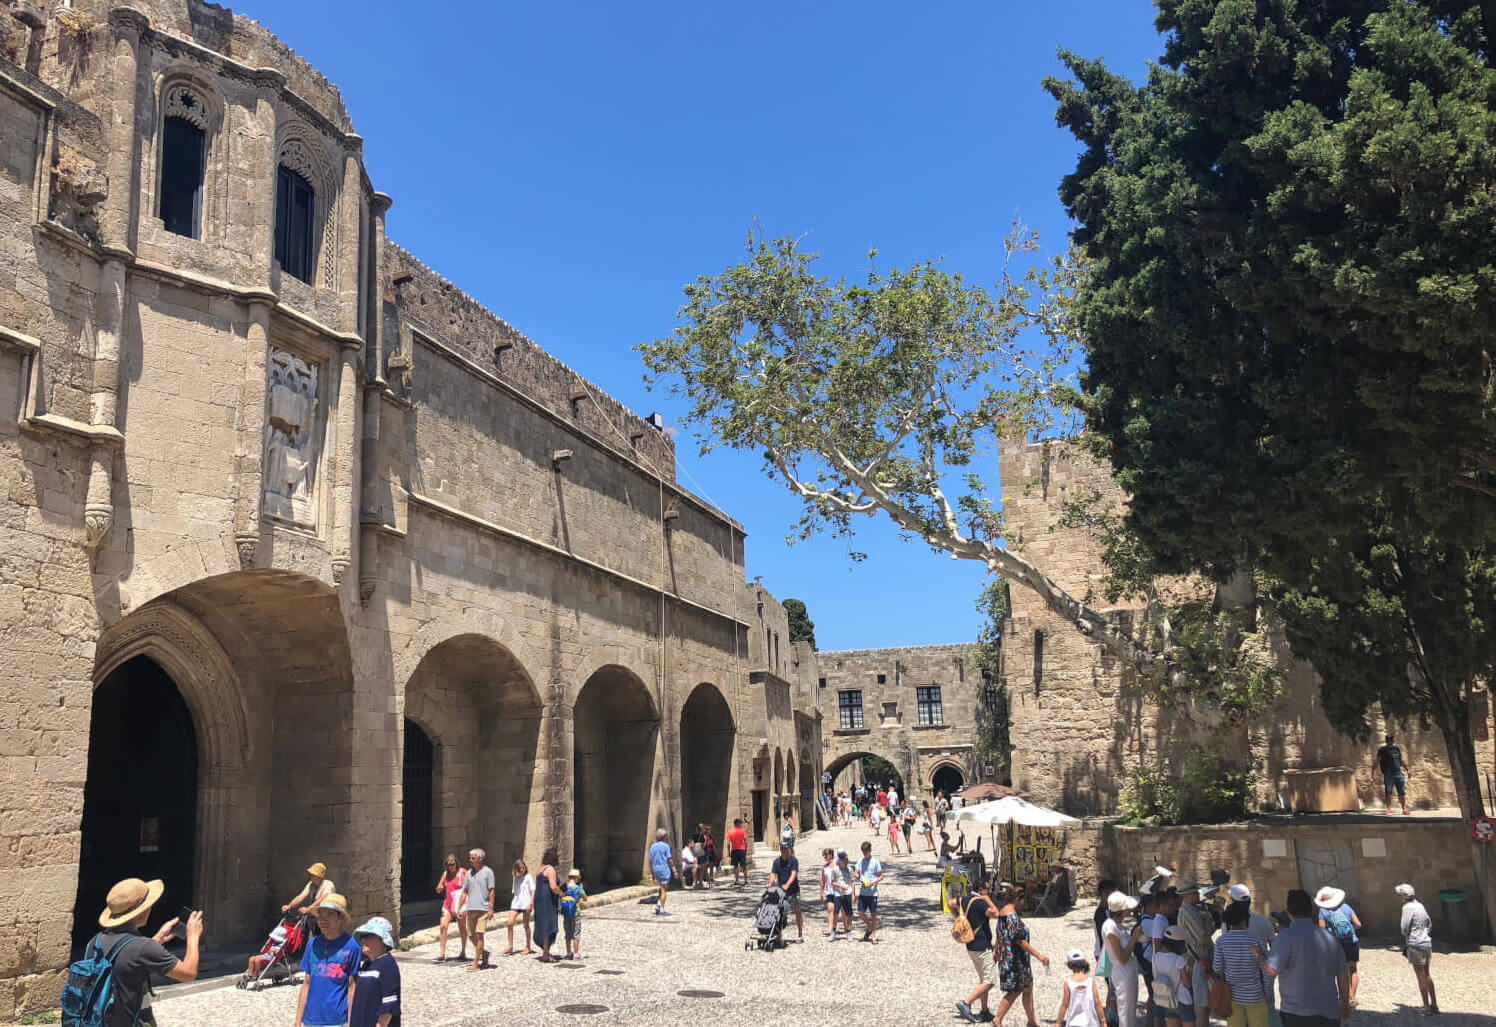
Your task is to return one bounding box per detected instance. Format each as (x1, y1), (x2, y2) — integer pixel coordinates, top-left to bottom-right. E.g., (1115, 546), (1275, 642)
(681, 846), (698, 868)
(1102, 919), (1139, 980)
(1143, 913), (1167, 959)
(1152, 950), (1193, 1008)
(510, 873), (535, 911)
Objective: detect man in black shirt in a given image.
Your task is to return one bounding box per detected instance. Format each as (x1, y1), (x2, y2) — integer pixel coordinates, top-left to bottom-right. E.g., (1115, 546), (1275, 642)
(1376, 734), (1410, 815)
(90, 877), (203, 1027)
(956, 878), (1002, 1023)
(768, 842), (803, 942)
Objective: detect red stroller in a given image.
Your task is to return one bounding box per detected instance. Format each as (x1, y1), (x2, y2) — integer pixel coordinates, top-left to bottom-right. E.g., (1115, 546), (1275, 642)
(236, 912), (310, 990)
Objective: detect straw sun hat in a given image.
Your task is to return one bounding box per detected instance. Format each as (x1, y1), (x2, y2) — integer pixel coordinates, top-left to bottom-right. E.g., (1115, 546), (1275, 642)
(99, 878), (165, 928)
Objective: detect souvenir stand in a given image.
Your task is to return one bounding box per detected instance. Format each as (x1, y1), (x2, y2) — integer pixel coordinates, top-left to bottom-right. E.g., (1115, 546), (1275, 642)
(942, 796), (1080, 916)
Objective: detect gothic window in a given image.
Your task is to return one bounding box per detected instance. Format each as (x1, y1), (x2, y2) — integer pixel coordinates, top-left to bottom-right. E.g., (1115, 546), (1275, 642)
(275, 165), (315, 283)
(917, 686), (944, 726)
(838, 690), (863, 730)
(158, 85), (209, 238)
(1033, 629), (1045, 696)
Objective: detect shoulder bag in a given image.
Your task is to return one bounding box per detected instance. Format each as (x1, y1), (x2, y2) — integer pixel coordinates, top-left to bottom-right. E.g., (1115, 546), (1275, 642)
(1208, 971), (1234, 1019)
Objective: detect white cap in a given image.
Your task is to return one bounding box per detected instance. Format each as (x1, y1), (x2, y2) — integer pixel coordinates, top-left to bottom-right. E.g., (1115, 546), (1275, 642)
(1395, 883), (1415, 899)
(1066, 949), (1086, 963)
(1229, 884), (1251, 902)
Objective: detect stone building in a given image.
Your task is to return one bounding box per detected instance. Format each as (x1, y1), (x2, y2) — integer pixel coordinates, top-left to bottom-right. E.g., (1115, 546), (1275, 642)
(815, 644), (984, 798)
(0, 1), (818, 1014)
(995, 437), (1496, 815)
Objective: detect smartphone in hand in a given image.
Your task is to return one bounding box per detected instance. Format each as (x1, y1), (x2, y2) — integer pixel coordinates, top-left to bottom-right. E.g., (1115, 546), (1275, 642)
(170, 906), (193, 941)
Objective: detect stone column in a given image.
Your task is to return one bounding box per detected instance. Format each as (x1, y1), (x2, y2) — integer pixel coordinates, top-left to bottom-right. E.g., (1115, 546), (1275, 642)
(233, 298), (272, 568)
(329, 340), (358, 586)
(247, 69), (287, 286)
(102, 8), (148, 251)
(357, 192), (392, 604)
(82, 258), (127, 548)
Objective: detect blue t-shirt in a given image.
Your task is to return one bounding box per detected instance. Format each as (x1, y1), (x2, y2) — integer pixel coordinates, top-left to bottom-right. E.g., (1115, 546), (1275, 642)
(1270, 919), (1348, 1020)
(1321, 903), (1359, 944)
(649, 841), (672, 881)
(299, 932), (362, 1026)
(349, 951), (400, 1027)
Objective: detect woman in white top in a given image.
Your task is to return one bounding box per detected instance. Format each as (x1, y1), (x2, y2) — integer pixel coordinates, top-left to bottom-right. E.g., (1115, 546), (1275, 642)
(503, 859), (535, 955)
(1055, 949), (1105, 1027)
(1102, 891), (1145, 1027)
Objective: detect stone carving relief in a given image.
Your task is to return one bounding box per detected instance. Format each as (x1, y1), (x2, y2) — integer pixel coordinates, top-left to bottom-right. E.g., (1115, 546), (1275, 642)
(49, 145), (108, 243)
(263, 348), (321, 526)
(162, 82), (211, 130)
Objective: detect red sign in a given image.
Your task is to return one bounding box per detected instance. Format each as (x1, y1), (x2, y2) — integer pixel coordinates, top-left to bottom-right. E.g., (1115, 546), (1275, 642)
(1473, 816), (1496, 844)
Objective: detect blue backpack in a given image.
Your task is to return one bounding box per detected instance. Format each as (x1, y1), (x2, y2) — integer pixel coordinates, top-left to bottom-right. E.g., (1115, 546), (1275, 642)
(61, 933), (143, 1027)
(1327, 907), (1354, 941)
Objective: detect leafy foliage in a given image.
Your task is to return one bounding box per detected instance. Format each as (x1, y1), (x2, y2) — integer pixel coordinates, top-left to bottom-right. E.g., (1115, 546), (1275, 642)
(783, 598), (817, 649)
(859, 755), (903, 795)
(1119, 743), (1252, 826)
(971, 578), (1013, 783)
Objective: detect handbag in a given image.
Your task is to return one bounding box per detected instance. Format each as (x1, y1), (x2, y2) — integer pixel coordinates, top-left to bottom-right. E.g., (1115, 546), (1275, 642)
(951, 898), (979, 944)
(1208, 973), (1234, 1019)
(1097, 946), (1113, 979)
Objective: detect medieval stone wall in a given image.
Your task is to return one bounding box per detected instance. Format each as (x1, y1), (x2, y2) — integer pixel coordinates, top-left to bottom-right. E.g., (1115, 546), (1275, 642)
(0, 4), (817, 1015)
(996, 437), (1495, 816)
(814, 644), (982, 798)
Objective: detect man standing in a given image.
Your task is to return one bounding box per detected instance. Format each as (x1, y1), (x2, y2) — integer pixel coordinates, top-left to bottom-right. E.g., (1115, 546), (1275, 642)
(1396, 883), (1438, 1014)
(1376, 734), (1411, 815)
(854, 840), (884, 944)
(84, 877), (203, 1027)
(463, 848), (495, 971)
(1259, 889), (1350, 1027)
(1177, 884), (1217, 1027)
(769, 841), (803, 942)
(1228, 883), (1279, 1027)
(726, 818), (749, 886)
(648, 829), (675, 916)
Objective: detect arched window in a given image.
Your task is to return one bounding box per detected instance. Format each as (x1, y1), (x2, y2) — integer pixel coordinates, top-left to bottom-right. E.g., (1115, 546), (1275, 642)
(158, 84), (208, 238)
(274, 165), (315, 283)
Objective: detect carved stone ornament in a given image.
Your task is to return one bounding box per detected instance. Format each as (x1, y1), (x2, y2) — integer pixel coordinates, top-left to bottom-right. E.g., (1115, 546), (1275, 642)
(331, 557), (350, 585)
(359, 577), (376, 604)
(278, 137), (323, 191)
(49, 146), (108, 243)
(162, 82), (211, 131)
(262, 348), (321, 526)
(235, 534), (258, 569)
(84, 506), (112, 548)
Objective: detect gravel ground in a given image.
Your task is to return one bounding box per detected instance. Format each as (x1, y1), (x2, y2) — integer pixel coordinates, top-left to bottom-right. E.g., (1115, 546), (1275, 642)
(155, 823), (1494, 1027)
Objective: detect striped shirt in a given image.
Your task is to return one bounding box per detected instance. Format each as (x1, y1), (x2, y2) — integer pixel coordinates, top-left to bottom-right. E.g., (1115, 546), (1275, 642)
(1213, 930), (1267, 1003)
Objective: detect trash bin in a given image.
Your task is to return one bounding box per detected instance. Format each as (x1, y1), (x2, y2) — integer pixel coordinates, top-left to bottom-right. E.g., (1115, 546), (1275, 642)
(1437, 889), (1470, 944)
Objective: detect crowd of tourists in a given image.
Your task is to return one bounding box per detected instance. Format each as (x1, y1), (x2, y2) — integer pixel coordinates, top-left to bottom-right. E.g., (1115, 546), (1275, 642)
(948, 863), (1440, 1027)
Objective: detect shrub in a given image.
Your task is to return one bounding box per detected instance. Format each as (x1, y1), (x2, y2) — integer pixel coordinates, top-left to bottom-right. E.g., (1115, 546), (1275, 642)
(1119, 743), (1251, 825)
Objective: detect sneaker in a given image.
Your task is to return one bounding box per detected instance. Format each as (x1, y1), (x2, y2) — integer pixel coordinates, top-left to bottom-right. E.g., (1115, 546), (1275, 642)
(979, 1012), (995, 1023)
(659, 910), (672, 917)
(956, 1001), (979, 1023)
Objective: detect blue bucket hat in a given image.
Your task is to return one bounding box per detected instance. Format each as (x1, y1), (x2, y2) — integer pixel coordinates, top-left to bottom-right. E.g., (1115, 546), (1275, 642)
(353, 915), (396, 949)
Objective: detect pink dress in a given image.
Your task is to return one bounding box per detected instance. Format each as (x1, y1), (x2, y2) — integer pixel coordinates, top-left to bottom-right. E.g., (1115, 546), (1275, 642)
(442, 869), (466, 914)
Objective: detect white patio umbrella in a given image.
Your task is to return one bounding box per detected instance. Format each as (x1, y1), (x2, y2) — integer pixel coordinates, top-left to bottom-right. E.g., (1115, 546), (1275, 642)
(946, 795), (1081, 829)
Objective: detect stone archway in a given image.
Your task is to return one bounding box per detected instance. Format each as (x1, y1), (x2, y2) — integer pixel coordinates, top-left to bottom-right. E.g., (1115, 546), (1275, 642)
(931, 761), (966, 796)
(679, 683), (734, 850)
(824, 750), (906, 797)
(403, 634), (542, 904)
(773, 749), (784, 797)
(574, 665), (660, 886)
(87, 569), (354, 950)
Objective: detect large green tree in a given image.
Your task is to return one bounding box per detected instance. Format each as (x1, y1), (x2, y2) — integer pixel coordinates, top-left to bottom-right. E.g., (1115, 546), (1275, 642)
(1048, 0), (1496, 931)
(783, 598), (817, 649)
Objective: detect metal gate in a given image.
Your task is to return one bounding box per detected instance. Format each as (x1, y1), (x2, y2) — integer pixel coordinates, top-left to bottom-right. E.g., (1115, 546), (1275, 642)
(401, 719), (434, 903)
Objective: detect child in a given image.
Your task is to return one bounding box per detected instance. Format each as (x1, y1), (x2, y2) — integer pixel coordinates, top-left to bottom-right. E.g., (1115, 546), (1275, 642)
(350, 916), (401, 1027)
(561, 869), (587, 960)
(503, 859), (533, 956)
(1055, 949), (1105, 1027)
(296, 894), (362, 1027)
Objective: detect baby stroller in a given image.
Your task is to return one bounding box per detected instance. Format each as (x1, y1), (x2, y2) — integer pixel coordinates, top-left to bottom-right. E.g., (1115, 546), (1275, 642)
(236, 912), (309, 990)
(745, 884), (787, 952)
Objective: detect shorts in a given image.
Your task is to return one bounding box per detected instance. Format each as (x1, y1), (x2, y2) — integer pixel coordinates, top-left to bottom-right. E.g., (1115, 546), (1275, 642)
(782, 892), (800, 913)
(730, 850), (747, 868)
(857, 893), (878, 914)
(563, 915), (580, 941)
(968, 948), (996, 986)
(901, 823), (912, 839)
(1383, 773), (1406, 799)
(1406, 947), (1431, 967)
(1340, 940), (1360, 964)
(1156, 1008), (1182, 1022)
(835, 895), (853, 915)
(653, 872), (671, 886)
(464, 910), (489, 935)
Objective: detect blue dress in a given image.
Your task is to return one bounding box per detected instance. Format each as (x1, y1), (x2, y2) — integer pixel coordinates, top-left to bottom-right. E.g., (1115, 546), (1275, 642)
(532, 867), (559, 944)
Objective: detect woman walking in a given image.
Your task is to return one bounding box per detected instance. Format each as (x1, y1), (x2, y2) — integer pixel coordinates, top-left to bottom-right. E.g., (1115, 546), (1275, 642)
(434, 854), (467, 963)
(503, 859), (534, 955)
(532, 848), (563, 963)
(1102, 891), (1144, 1027)
(921, 801), (937, 852)
(993, 885), (1051, 1026)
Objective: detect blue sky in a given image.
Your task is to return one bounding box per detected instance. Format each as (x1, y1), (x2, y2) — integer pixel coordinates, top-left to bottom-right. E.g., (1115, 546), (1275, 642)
(250, 0), (1164, 650)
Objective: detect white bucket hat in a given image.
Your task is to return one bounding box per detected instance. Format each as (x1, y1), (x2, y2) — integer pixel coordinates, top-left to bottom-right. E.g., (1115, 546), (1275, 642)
(1314, 886), (1346, 909)
(1108, 890), (1140, 914)
(1394, 883), (1416, 899)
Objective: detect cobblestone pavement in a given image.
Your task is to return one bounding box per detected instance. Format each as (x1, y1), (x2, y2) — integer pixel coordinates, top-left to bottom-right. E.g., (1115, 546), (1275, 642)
(155, 824), (1494, 1026)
